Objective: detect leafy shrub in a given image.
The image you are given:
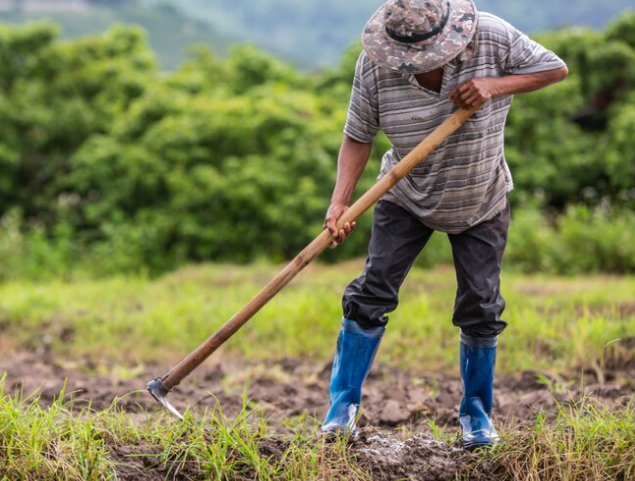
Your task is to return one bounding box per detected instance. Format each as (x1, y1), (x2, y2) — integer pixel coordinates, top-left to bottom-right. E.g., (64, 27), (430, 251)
(505, 206), (635, 275)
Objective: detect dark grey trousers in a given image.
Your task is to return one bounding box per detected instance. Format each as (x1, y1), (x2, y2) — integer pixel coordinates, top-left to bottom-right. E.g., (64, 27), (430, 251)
(342, 200), (509, 338)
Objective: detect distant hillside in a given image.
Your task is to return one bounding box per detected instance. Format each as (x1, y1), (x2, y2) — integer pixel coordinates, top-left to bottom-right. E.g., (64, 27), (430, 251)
(0, 0), (236, 69)
(145, 0), (635, 67)
(142, 0), (382, 67)
(2, 0), (633, 69)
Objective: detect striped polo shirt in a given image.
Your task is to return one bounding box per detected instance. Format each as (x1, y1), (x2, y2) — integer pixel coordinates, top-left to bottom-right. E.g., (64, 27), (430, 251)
(344, 12), (566, 233)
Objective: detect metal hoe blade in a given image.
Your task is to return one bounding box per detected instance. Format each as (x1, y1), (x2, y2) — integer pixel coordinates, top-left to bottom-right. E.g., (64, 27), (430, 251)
(147, 378), (184, 420)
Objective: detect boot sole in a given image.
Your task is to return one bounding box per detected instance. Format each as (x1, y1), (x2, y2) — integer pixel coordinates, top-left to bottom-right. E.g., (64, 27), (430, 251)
(319, 428), (358, 443)
(463, 438), (500, 451)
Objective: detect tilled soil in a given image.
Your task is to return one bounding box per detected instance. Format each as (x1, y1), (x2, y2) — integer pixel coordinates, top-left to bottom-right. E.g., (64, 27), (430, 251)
(1, 351), (634, 480)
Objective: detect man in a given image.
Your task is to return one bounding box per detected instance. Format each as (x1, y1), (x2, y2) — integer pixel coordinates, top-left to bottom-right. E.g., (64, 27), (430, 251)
(321, 0), (568, 449)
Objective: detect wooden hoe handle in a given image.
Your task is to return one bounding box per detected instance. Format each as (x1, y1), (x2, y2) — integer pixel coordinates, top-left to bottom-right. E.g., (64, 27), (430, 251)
(155, 105), (479, 391)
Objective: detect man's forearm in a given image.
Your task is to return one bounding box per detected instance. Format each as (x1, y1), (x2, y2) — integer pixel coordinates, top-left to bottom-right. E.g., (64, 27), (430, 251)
(331, 135), (373, 205)
(324, 135), (373, 247)
(450, 66), (568, 109)
(491, 66), (569, 96)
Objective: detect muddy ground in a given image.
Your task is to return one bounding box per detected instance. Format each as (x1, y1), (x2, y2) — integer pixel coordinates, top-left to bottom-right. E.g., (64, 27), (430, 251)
(1, 351), (634, 480)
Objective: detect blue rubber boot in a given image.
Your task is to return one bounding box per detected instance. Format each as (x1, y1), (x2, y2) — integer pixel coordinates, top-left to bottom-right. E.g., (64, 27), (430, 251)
(459, 332), (500, 449)
(321, 319), (385, 436)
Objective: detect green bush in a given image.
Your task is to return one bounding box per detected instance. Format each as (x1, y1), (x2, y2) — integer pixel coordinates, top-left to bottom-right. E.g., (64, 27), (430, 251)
(505, 206), (635, 275)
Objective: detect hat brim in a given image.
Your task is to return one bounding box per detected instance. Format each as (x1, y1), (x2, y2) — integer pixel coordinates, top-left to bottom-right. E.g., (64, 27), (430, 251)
(362, 0), (478, 74)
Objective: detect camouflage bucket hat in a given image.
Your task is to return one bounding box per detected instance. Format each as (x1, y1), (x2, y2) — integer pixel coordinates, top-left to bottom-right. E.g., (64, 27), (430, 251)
(362, 0), (478, 73)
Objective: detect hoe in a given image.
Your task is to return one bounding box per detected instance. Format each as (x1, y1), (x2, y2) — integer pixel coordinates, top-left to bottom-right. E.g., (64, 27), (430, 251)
(147, 105), (480, 419)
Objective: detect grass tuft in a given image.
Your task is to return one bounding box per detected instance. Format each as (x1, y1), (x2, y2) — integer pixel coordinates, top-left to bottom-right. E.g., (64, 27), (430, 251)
(473, 398), (635, 481)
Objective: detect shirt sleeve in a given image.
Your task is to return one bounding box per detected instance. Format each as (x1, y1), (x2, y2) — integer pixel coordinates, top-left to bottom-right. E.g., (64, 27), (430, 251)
(499, 21), (567, 75)
(343, 53), (380, 143)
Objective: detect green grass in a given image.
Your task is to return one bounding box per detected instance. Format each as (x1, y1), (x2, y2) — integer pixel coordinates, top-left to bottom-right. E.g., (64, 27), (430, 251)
(0, 263), (633, 376)
(0, 378), (115, 480)
(0, 377), (368, 480)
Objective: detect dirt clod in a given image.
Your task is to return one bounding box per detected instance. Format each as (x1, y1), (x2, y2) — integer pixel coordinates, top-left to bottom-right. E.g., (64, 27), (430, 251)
(354, 432), (466, 481)
(379, 399), (411, 425)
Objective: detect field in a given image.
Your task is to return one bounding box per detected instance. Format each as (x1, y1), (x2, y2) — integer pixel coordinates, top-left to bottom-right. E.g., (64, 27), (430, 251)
(1, 261), (634, 480)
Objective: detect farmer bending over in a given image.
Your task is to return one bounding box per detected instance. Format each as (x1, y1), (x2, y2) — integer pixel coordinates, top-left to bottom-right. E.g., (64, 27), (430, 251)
(321, 0), (568, 449)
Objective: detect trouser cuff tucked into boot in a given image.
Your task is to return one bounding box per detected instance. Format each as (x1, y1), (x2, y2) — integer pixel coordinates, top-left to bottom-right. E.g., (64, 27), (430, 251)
(459, 331), (500, 449)
(321, 319), (385, 436)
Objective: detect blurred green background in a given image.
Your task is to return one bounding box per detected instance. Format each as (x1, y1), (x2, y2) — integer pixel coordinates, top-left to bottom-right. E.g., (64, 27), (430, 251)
(1, 0), (634, 69)
(0, 1), (634, 279)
